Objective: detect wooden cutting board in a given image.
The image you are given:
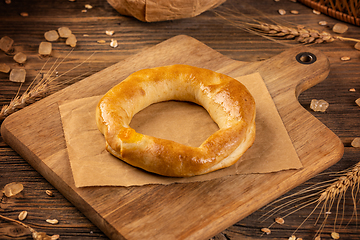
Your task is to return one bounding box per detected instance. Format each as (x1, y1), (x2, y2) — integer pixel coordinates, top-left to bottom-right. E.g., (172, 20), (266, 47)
(1, 35), (344, 240)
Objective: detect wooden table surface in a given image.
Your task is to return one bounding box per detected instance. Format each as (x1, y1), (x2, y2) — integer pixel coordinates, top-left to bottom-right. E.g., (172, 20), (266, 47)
(1, 0), (359, 239)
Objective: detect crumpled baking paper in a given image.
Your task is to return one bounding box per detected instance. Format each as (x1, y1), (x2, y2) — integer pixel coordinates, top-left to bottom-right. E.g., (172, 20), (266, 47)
(59, 72), (303, 187)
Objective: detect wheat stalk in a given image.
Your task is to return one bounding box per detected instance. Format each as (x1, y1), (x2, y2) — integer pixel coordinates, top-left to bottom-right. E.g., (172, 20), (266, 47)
(0, 50), (96, 122)
(260, 161), (360, 239)
(212, 7), (360, 45)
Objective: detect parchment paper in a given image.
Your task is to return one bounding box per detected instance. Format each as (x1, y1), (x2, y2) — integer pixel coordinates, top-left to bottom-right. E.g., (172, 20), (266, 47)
(59, 72), (303, 187)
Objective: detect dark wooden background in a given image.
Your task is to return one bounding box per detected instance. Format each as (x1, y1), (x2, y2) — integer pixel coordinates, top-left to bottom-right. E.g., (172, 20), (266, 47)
(1, 0), (359, 239)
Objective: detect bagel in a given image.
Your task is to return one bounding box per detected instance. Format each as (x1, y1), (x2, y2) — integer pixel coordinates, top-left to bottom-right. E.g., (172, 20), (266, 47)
(96, 64), (256, 177)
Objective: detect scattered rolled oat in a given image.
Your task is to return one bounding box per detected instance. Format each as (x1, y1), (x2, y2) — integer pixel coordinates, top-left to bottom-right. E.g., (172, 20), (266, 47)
(82, 9), (87, 13)
(274, 0), (280, 2)
(38, 41), (52, 55)
(355, 42), (360, 51)
(58, 26), (72, 38)
(355, 98), (360, 107)
(20, 12), (29, 17)
(51, 235), (60, 240)
(97, 40), (106, 44)
(106, 30), (115, 36)
(0, 36), (14, 52)
(46, 190), (54, 197)
(290, 10), (299, 14)
(46, 219), (59, 224)
(261, 227), (271, 235)
(351, 137), (360, 147)
(85, 4), (92, 9)
(66, 34), (77, 47)
(44, 30), (59, 42)
(313, 9), (321, 15)
(278, 9), (286, 15)
(331, 232), (340, 239)
(110, 39), (118, 48)
(288, 235), (296, 240)
(333, 23), (348, 34)
(13, 52), (27, 64)
(3, 182), (24, 197)
(18, 210), (28, 221)
(319, 21), (328, 26)
(310, 99), (329, 112)
(83, 34), (89, 37)
(9, 68), (26, 82)
(349, 88), (356, 92)
(275, 217), (285, 224)
(341, 56), (351, 61)
(0, 63), (11, 73)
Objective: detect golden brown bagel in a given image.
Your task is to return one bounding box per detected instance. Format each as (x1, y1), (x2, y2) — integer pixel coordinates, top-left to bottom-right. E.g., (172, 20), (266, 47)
(96, 64), (256, 177)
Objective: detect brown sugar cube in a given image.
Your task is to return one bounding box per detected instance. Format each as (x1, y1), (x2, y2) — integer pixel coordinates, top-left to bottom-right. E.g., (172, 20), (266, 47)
(38, 42), (52, 55)
(13, 52), (27, 64)
(9, 68), (26, 82)
(0, 36), (14, 52)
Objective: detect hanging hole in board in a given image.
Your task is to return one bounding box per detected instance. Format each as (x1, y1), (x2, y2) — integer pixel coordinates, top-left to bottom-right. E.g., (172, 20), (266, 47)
(296, 52), (317, 64)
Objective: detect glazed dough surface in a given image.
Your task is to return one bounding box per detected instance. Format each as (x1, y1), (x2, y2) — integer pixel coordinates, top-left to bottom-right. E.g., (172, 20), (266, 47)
(96, 64), (256, 177)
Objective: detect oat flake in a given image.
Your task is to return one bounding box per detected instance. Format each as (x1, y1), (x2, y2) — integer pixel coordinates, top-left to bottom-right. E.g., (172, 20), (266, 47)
(331, 232), (340, 239)
(110, 39), (118, 48)
(275, 217), (285, 224)
(46, 190), (54, 197)
(46, 219), (59, 224)
(278, 9), (286, 15)
(261, 228), (271, 234)
(18, 211), (28, 221)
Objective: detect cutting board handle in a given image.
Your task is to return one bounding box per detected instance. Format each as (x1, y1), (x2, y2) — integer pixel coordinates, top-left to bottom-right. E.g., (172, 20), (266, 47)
(256, 46), (330, 98)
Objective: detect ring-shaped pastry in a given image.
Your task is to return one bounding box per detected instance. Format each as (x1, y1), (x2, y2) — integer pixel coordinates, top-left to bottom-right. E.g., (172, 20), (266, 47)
(96, 64), (256, 177)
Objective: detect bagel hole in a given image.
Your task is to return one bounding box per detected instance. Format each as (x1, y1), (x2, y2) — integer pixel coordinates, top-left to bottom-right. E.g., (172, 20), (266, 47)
(129, 101), (219, 147)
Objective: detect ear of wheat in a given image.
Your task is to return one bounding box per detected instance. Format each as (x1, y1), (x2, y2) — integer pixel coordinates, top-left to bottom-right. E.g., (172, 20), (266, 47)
(260, 161), (360, 239)
(212, 7), (360, 45)
(0, 50), (95, 122)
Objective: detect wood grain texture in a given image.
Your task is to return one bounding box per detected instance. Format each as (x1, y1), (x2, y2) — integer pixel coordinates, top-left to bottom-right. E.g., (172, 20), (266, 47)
(1, 35), (343, 240)
(1, 0), (360, 239)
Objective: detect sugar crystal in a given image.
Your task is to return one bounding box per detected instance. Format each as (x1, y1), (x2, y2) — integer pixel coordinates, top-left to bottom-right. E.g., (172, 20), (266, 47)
(58, 27), (72, 38)
(356, 98), (360, 107)
(66, 34), (77, 47)
(0, 36), (14, 52)
(39, 41), (52, 55)
(310, 99), (329, 112)
(9, 68), (26, 82)
(13, 52), (27, 64)
(351, 137), (360, 148)
(0, 63), (11, 73)
(44, 30), (59, 41)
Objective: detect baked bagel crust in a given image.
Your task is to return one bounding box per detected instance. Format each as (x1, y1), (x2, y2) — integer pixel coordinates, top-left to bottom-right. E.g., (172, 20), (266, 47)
(96, 64), (256, 177)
